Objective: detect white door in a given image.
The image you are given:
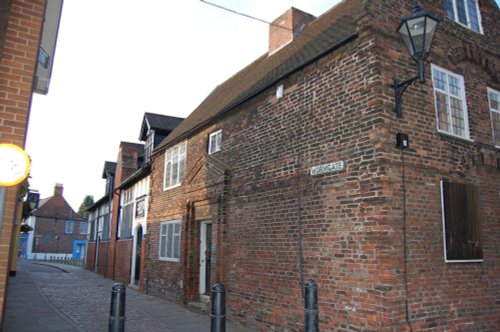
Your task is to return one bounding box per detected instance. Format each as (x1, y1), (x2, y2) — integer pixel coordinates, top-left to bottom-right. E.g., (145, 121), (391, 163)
(199, 221), (212, 297)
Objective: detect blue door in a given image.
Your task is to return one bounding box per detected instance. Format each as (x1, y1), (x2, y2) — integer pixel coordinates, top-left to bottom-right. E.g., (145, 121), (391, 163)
(72, 240), (86, 259)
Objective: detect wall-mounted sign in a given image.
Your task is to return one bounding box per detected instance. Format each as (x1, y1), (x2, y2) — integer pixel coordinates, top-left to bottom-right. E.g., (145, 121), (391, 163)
(310, 160), (345, 176)
(0, 143), (30, 186)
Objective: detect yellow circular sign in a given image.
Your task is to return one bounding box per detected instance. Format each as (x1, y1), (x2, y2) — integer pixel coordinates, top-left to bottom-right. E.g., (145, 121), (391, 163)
(0, 143), (30, 186)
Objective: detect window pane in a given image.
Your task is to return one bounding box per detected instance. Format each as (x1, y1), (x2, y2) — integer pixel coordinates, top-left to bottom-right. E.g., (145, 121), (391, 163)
(444, 0), (455, 19)
(165, 160), (172, 187)
(160, 234), (166, 257)
(448, 76), (461, 97)
(489, 91), (500, 110)
(173, 234), (180, 259)
(456, 0), (468, 25)
(467, 0), (480, 32)
(166, 224), (173, 258)
(492, 111), (500, 146)
(433, 69), (447, 91)
(170, 157), (179, 186)
(450, 97), (465, 136)
(436, 92), (450, 132)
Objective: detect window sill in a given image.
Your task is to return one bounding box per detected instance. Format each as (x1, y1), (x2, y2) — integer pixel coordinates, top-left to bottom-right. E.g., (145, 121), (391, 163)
(159, 258), (180, 263)
(444, 17), (483, 35)
(437, 130), (474, 143)
(163, 183), (181, 191)
(445, 259), (483, 263)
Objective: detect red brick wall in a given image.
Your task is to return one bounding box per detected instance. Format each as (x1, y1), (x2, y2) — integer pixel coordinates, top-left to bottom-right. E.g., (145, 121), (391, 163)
(145, 1), (500, 331)
(0, 0), (46, 323)
(114, 239), (132, 284)
(32, 217), (86, 254)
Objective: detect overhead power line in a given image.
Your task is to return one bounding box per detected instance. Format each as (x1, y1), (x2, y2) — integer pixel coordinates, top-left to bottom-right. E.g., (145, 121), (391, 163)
(199, 0), (294, 32)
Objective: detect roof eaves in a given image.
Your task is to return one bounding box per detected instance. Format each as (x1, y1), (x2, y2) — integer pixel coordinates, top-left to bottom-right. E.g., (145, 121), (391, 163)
(153, 33), (358, 156)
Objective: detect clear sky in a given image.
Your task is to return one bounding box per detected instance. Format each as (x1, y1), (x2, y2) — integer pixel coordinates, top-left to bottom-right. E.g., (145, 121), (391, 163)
(25, 1), (341, 209)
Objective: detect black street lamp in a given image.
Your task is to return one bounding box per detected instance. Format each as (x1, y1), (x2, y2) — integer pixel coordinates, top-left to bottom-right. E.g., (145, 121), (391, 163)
(393, 1), (440, 118)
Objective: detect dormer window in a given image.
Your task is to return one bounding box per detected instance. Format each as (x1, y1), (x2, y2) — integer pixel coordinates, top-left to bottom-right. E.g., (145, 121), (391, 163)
(208, 129), (222, 155)
(444, 0), (482, 33)
(145, 129), (154, 163)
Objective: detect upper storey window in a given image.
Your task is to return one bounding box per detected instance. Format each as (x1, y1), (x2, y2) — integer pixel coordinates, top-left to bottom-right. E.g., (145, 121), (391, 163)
(431, 64), (470, 140)
(444, 0), (482, 33)
(164, 141), (187, 190)
(208, 129), (222, 155)
(488, 88), (500, 147)
(145, 129), (154, 163)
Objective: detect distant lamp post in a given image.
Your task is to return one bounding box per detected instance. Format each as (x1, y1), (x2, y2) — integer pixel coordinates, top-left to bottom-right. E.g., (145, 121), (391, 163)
(393, 1), (440, 118)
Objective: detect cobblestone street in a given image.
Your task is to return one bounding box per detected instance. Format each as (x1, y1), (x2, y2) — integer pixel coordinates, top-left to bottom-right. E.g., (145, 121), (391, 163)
(4, 260), (255, 332)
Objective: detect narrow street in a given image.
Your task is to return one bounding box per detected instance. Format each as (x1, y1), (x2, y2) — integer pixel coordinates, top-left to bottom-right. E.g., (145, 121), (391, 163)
(4, 260), (255, 332)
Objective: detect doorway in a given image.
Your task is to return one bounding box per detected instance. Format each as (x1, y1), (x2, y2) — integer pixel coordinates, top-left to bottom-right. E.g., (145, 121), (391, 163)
(199, 221), (212, 301)
(72, 240), (86, 260)
(134, 225), (143, 286)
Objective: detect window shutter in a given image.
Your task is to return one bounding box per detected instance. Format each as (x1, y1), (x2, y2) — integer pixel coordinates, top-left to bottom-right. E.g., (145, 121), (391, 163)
(442, 182), (482, 261)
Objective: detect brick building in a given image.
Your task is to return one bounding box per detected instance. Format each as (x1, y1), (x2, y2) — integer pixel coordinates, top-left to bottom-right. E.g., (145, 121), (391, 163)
(142, 1), (499, 331)
(24, 184), (87, 260)
(86, 114), (183, 286)
(0, 0), (62, 326)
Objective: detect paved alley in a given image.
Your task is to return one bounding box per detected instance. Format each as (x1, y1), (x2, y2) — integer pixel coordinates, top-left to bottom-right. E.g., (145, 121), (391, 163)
(4, 260), (256, 332)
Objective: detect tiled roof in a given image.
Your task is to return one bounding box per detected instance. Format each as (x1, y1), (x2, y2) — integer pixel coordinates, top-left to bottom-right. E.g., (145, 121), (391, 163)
(155, 0), (364, 153)
(139, 113), (185, 141)
(32, 195), (83, 220)
(102, 161), (117, 179)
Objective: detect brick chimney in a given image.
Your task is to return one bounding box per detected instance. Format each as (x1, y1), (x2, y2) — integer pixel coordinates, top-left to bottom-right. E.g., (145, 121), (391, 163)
(54, 183), (63, 197)
(268, 7), (316, 55)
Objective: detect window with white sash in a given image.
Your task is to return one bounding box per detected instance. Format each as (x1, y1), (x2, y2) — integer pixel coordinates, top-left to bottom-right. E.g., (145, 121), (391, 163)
(431, 65), (470, 140)
(164, 141), (187, 190)
(159, 220), (181, 261)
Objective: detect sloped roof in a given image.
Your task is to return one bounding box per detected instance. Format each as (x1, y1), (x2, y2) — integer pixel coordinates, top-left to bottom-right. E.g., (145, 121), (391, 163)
(116, 163), (151, 191)
(139, 113), (185, 141)
(102, 161), (117, 179)
(155, 0), (365, 153)
(32, 194), (83, 220)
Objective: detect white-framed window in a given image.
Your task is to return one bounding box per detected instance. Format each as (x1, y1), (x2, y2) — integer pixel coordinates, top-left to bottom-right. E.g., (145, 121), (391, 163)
(443, 0), (482, 33)
(79, 222), (88, 235)
(208, 129), (222, 154)
(487, 88), (500, 147)
(431, 65), (470, 140)
(440, 181), (482, 263)
(65, 220), (74, 234)
(164, 141), (187, 190)
(145, 129), (154, 163)
(159, 220), (181, 261)
(119, 188), (134, 238)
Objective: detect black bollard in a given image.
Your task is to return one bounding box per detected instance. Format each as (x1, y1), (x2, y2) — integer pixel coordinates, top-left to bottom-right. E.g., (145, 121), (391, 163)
(211, 284), (226, 332)
(109, 283), (126, 332)
(304, 279), (319, 332)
